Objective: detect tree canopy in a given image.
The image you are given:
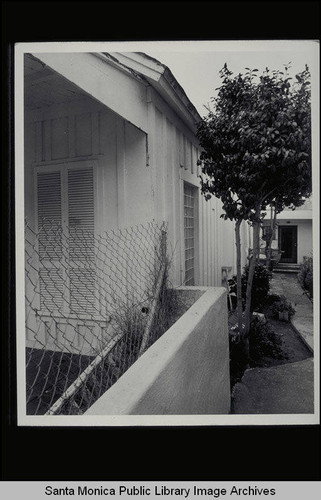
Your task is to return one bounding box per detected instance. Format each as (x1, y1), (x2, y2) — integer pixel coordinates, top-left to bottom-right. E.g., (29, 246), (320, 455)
(197, 63), (312, 222)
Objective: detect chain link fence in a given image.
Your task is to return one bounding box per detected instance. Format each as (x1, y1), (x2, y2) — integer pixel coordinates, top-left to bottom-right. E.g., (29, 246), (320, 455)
(25, 218), (179, 415)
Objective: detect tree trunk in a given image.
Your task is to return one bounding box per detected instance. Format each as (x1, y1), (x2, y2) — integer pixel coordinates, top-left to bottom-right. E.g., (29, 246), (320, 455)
(265, 204), (277, 270)
(235, 219), (243, 334)
(243, 205), (261, 360)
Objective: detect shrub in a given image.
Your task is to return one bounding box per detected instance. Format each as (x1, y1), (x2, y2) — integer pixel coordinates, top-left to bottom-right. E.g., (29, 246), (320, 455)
(228, 263), (271, 312)
(229, 339), (248, 388)
(229, 314), (286, 386)
(271, 295), (295, 320)
(298, 255), (313, 298)
(249, 316), (285, 365)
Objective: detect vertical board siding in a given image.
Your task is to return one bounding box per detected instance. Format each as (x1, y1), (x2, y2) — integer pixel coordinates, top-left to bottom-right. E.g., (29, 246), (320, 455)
(100, 109), (118, 231)
(34, 122), (42, 163)
(172, 127), (182, 285)
(51, 117), (69, 159)
(68, 115), (76, 158)
(155, 108), (165, 221)
(123, 120), (151, 227)
(185, 138), (192, 173)
(75, 112), (93, 157)
(213, 197), (218, 285)
(202, 196), (208, 285)
(116, 116), (126, 228)
(33, 109), (100, 163)
(179, 131), (185, 168)
(198, 193), (223, 287)
(27, 84), (234, 304)
(92, 111), (101, 155)
(43, 120), (51, 162)
(165, 118), (176, 277)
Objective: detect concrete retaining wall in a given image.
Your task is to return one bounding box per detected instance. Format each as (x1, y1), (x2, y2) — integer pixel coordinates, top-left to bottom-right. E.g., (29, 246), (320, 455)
(85, 286), (231, 415)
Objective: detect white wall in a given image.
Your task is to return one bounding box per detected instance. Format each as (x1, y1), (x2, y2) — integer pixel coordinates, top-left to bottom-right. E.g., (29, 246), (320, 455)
(149, 89), (243, 288)
(298, 220), (313, 261)
(24, 95), (153, 234)
(24, 88), (154, 354)
(85, 287), (231, 415)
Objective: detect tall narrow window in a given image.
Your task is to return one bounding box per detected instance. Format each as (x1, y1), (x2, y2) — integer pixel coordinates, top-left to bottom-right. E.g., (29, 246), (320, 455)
(184, 183), (197, 285)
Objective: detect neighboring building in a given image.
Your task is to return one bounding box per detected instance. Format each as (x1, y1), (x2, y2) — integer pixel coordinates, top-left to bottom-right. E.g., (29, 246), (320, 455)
(261, 198), (313, 265)
(24, 51), (249, 354)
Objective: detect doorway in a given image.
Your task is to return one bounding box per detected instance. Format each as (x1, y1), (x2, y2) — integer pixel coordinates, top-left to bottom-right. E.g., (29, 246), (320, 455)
(279, 225), (298, 263)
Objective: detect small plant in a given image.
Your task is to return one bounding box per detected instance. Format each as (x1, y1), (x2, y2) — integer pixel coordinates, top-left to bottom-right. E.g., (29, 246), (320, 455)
(249, 316), (286, 365)
(228, 263), (271, 312)
(298, 255), (313, 299)
(271, 295), (295, 321)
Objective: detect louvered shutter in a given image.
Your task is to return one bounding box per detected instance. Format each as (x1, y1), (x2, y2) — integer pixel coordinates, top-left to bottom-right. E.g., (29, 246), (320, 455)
(68, 168), (96, 314)
(37, 171), (64, 311)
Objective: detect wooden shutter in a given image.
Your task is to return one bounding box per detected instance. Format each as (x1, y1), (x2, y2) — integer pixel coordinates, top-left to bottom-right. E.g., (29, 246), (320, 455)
(68, 168), (96, 314)
(37, 171), (64, 311)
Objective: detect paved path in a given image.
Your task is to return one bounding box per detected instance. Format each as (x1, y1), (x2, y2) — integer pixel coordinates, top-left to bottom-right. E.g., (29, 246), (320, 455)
(232, 358), (314, 414)
(231, 272), (314, 414)
(269, 272), (314, 352)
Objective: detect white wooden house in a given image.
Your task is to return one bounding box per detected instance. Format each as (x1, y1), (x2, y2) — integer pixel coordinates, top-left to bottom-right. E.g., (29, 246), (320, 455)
(24, 51), (249, 354)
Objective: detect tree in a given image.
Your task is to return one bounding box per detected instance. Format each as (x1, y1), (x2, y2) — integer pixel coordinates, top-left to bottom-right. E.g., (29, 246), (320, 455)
(197, 63), (311, 361)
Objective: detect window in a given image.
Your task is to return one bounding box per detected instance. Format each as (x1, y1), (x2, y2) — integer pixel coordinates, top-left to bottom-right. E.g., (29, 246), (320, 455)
(184, 183), (197, 285)
(36, 163), (96, 316)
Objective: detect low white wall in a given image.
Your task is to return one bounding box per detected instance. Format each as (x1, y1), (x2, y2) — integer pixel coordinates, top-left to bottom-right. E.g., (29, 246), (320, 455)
(85, 286), (230, 415)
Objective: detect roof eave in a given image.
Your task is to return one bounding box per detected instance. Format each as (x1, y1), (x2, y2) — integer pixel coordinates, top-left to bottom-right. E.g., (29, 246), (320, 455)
(103, 52), (202, 132)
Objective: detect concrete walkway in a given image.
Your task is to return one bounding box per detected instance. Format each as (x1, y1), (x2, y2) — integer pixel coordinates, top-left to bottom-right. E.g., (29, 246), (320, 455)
(269, 272), (314, 352)
(232, 272), (314, 414)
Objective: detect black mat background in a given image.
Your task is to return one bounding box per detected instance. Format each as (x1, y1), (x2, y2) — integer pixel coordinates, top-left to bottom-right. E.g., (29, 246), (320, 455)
(2, 0), (320, 482)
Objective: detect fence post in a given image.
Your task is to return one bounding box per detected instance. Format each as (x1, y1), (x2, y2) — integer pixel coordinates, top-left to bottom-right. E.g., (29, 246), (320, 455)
(139, 227), (167, 355)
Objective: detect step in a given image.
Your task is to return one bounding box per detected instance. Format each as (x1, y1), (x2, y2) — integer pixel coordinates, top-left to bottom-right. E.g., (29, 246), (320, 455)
(273, 268), (299, 274)
(273, 264), (300, 273)
(275, 263), (300, 268)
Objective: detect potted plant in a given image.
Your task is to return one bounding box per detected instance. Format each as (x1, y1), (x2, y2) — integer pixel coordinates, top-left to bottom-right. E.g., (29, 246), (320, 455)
(271, 295), (295, 322)
(270, 248), (282, 268)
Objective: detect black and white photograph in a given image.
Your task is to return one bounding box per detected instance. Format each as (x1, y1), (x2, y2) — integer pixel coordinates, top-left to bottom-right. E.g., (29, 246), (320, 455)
(15, 39), (319, 426)
(2, 0), (320, 494)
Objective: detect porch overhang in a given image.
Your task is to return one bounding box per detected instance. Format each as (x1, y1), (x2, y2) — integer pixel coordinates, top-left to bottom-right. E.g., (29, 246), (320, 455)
(30, 52), (149, 133)
(277, 210), (312, 220)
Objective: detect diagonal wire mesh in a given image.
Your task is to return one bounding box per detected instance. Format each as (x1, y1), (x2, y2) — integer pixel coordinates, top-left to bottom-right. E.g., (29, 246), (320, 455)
(25, 218), (179, 415)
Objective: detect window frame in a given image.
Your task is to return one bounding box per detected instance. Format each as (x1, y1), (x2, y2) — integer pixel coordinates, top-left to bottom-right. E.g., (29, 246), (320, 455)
(183, 181), (199, 286)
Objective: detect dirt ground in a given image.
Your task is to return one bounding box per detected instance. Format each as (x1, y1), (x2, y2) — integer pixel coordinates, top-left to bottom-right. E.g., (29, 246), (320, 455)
(228, 305), (312, 388)
(257, 314), (312, 367)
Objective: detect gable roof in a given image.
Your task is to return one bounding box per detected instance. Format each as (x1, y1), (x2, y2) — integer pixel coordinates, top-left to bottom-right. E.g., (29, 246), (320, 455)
(101, 52), (202, 131)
